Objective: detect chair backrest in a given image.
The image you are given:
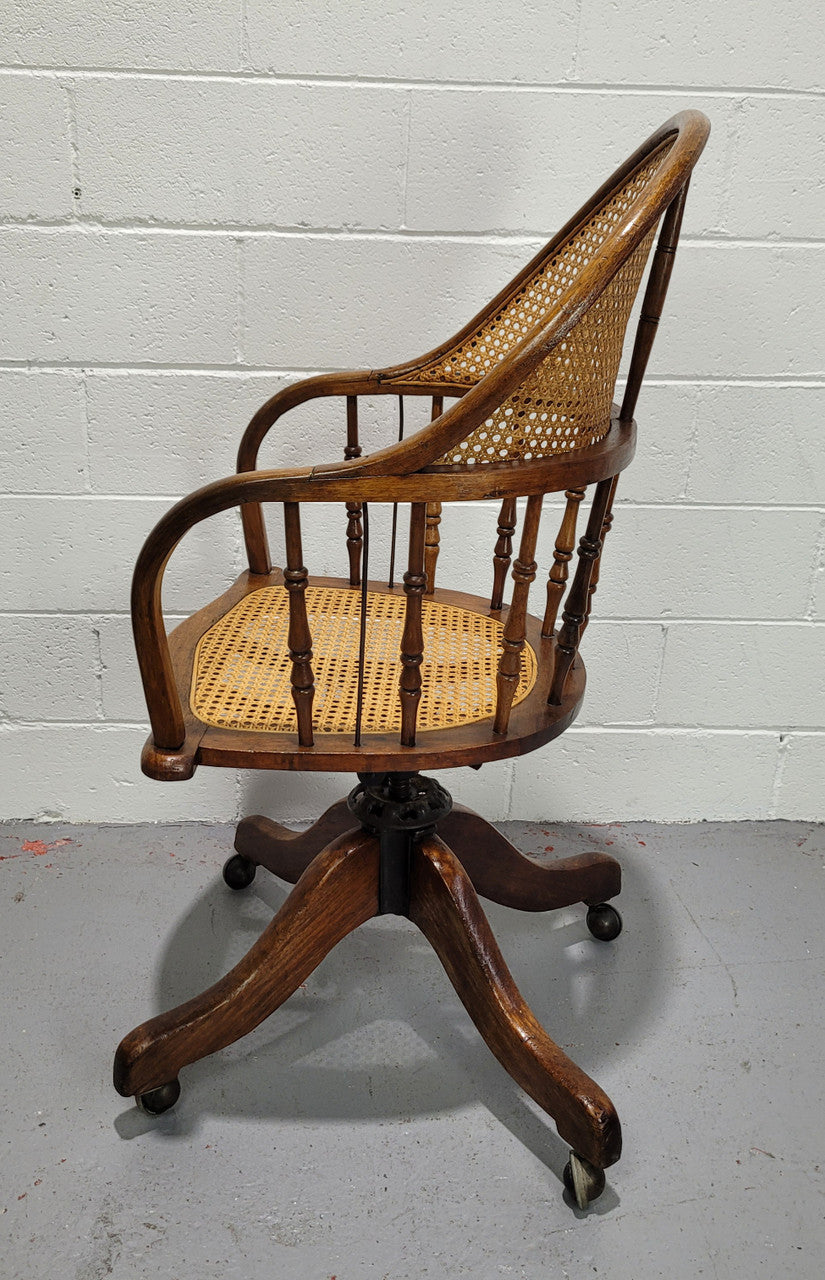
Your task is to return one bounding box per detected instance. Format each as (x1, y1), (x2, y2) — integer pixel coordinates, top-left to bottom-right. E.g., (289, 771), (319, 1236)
(412, 143), (671, 466)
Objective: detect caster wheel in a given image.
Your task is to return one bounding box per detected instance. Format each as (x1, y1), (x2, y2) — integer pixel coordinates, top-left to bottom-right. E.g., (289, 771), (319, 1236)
(223, 853), (256, 890)
(563, 1152), (606, 1210)
(136, 1079), (180, 1116)
(586, 902), (622, 942)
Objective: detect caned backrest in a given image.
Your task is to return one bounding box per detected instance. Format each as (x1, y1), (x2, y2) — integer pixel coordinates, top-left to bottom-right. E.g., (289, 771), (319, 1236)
(413, 144), (671, 465)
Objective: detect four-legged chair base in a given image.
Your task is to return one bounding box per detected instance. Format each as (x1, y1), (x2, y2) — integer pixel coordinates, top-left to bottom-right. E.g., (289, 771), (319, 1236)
(114, 773), (623, 1210)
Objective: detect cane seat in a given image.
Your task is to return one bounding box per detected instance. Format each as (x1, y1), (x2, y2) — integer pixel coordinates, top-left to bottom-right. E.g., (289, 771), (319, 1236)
(190, 582), (538, 736)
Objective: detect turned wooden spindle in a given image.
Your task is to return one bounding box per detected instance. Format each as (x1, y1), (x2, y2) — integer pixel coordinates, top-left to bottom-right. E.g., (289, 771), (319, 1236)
(548, 479), (613, 706)
(283, 502), (315, 746)
(424, 502), (442, 595)
(399, 503), (427, 747)
(620, 181), (689, 423)
(582, 475), (619, 635)
(490, 496), (518, 611)
(344, 395), (363, 587)
(541, 487), (585, 637)
(424, 396), (444, 596)
(494, 495), (542, 735)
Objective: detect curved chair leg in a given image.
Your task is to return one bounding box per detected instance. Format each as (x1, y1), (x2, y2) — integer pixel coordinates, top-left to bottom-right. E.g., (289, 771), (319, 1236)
(438, 804), (621, 912)
(233, 797), (354, 883)
(408, 833), (621, 1173)
(114, 827), (379, 1101)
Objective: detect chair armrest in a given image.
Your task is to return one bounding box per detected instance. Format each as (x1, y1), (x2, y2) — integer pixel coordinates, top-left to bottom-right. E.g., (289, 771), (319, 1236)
(133, 463), (441, 751)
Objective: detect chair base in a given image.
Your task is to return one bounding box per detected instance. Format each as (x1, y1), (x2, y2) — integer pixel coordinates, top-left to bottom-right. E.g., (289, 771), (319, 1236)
(113, 772), (623, 1207)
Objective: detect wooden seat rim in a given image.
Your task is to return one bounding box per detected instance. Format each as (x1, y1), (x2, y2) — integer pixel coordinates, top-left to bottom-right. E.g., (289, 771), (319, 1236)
(141, 572), (585, 781)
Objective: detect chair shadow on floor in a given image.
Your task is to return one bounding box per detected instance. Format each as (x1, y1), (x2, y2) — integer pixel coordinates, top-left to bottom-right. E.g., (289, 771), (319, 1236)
(114, 824), (672, 1207)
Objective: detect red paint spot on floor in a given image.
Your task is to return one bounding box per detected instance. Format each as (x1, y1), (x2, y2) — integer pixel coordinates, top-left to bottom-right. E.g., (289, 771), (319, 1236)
(0, 854), (22, 862)
(21, 838), (74, 857)
(638, 840), (646, 846)
(544, 845), (554, 852)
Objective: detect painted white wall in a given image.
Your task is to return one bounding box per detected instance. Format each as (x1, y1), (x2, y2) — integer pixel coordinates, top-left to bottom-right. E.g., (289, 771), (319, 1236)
(1, 2), (822, 823)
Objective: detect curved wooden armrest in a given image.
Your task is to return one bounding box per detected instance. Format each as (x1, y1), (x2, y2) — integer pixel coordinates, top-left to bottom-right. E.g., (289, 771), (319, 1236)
(237, 370), (379, 474)
(133, 464), (325, 752)
(133, 460), (463, 751)
(237, 369), (467, 474)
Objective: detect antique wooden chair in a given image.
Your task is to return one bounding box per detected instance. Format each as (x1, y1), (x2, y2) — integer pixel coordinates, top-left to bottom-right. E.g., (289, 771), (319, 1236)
(114, 111), (709, 1209)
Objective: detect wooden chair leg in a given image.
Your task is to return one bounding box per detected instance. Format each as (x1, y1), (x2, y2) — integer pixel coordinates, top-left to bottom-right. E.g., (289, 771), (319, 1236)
(437, 804), (621, 911)
(114, 827), (379, 1102)
(408, 833), (621, 1173)
(234, 796), (354, 883)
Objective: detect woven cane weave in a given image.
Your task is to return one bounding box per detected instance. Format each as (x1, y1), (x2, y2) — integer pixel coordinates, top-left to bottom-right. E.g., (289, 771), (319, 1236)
(413, 146), (670, 465)
(191, 585), (538, 735)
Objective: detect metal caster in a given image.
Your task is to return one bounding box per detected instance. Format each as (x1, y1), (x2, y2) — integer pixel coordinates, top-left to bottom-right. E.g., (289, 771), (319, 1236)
(586, 902), (623, 942)
(222, 853), (257, 890)
(563, 1151), (606, 1209)
(136, 1079), (181, 1116)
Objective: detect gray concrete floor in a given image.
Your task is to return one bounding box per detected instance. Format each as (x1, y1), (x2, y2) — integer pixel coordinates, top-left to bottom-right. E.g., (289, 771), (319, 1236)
(1, 817), (823, 1279)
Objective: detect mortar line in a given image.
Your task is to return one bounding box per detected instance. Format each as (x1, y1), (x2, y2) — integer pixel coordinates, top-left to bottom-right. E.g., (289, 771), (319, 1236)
(3, 719), (820, 735)
(57, 77), (82, 220)
(568, 0), (584, 80)
(79, 368), (92, 492)
(2, 219), (823, 248)
(803, 512), (825, 620)
(0, 363), (822, 385)
(3, 492), (822, 512)
(239, 0), (250, 72)
(400, 90), (412, 229)
(234, 237), (245, 365)
(5, 610), (823, 628)
(91, 622), (105, 721)
(2, 67), (822, 97)
(650, 622), (669, 723)
(680, 383), (703, 500)
(769, 732), (791, 817)
(7, 611), (824, 630)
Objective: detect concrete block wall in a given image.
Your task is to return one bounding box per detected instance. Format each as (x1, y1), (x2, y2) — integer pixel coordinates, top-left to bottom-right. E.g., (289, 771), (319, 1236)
(1, 3), (822, 823)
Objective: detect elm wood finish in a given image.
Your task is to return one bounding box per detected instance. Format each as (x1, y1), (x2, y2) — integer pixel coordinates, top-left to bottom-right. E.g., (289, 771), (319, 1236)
(344, 395), (363, 587)
(494, 494), (543, 735)
(583, 474), (619, 636)
(619, 179), (690, 426)
(409, 835), (622, 1170)
(115, 816), (620, 1173)
(117, 112), (710, 1208)
(424, 395), (444, 595)
(234, 799), (621, 913)
(542, 487), (585, 638)
(548, 477), (615, 707)
(115, 827), (379, 1099)
(283, 503), (315, 748)
(491, 496), (518, 611)
(234, 799), (357, 881)
(140, 574), (585, 781)
(400, 503), (427, 746)
(134, 414), (635, 758)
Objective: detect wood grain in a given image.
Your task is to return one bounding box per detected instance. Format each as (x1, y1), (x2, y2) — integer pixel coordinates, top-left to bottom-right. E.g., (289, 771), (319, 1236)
(409, 833), (622, 1169)
(114, 828), (379, 1098)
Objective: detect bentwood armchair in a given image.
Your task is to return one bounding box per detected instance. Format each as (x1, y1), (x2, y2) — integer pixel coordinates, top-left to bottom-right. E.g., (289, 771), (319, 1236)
(114, 111), (710, 1210)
